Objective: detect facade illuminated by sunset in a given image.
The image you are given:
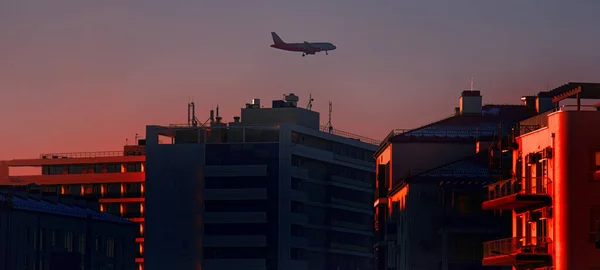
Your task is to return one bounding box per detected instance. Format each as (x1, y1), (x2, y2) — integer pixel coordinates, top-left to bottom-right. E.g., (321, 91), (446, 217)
(0, 144), (146, 270)
(482, 82), (600, 270)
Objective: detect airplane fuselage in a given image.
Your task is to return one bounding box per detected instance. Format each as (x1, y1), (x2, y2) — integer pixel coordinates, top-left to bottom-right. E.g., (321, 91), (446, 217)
(270, 42), (336, 54)
(270, 32), (336, 56)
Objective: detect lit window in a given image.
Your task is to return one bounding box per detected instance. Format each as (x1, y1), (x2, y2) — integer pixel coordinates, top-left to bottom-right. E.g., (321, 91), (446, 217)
(596, 152), (600, 171)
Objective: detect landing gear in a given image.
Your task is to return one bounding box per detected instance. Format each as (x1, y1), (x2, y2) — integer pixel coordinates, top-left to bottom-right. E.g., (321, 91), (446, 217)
(302, 53), (306, 57)
(325, 51), (328, 55)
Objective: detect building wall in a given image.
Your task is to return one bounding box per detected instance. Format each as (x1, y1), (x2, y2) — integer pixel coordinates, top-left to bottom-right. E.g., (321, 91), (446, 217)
(144, 133), (205, 270)
(0, 208), (136, 270)
(516, 110), (600, 270)
(145, 124), (377, 270)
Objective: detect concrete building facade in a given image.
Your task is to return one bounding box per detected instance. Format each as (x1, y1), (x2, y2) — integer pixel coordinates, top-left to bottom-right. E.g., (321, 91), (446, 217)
(144, 94), (378, 270)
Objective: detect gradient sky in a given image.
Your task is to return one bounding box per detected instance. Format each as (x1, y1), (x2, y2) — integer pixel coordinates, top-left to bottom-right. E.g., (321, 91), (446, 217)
(1, 0), (600, 160)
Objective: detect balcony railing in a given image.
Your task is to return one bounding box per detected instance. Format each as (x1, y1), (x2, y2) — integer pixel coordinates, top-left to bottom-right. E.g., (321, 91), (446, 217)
(487, 177), (552, 200)
(39, 151), (129, 159)
(483, 236), (552, 258)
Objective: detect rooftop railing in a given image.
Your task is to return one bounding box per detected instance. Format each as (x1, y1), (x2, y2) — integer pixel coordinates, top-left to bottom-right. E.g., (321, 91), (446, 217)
(161, 123), (381, 146)
(517, 104), (600, 136)
(319, 125), (381, 145)
(483, 236), (552, 258)
(39, 151), (128, 159)
(487, 177), (552, 200)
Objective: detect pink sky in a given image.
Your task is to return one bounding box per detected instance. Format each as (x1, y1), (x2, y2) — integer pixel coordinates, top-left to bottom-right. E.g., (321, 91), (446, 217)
(1, 1), (600, 160)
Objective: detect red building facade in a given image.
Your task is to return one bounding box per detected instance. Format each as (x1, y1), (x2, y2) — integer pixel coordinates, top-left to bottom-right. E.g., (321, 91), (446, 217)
(482, 83), (600, 269)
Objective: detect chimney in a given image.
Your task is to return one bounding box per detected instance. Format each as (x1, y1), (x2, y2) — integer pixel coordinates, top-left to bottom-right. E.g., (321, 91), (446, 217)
(459, 90), (482, 115)
(233, 116), (240, 123)
(536, 92), (554, 114)
(454, 107), (460, 116)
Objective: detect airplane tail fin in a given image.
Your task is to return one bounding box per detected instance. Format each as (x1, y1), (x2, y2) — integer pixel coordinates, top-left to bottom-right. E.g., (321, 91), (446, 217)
(271, 32), (285, 45)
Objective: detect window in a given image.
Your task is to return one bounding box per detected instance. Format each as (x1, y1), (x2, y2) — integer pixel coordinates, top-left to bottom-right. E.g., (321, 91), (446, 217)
(204, 223), (267, 236)
(291, 201), (303, 213)
(203, 247), (267, 259)
(64, 232), (73, 252)
(291, 178), (302, 190)
(290, 248), (304, 260)
(290, 224), (303, 237)
(24, 226), (31, 245)
(51, 230), (56, 246)
(596, 152), (600, 171)
(95, 235), (101, 251)
(79, 234), (86, 254)
(39, 229), (44, 251)
(106, 237), (115, 257)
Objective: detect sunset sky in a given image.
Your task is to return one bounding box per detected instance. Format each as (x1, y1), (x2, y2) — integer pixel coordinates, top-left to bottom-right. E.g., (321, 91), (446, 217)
(1, 0), (600, 161)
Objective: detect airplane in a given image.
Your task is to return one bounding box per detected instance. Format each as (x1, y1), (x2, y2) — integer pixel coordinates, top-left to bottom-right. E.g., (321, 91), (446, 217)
(270, 32), (337, 57)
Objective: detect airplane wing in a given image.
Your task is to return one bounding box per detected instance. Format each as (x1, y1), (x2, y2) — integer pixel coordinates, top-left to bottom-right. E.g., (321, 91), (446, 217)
(303, 41), (316, 52)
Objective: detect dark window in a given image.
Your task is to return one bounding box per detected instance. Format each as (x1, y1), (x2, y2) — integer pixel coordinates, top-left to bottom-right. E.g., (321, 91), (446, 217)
(106, 164), (120, 173)
(126, 163), (142, 172)
(290, 248), (305, 260)
(330, 231), (371, 247)
(105, 203), (120, 215)
(204, 200), (267, 212)
(204, 223), (267, 236)
(105, 184), (121, 197)
(204, 247), (267, 259)
(331, 186), (371, 204)
(291, 178), (302, 190)
(125, 183), (143, 197)
(290, 224), (303, 237)
(330, 209), (371, 224)
(204, 176), (267, 189)
(291, 201), (303, 213)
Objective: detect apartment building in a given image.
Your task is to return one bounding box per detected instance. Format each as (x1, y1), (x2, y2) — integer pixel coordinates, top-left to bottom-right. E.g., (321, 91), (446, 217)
(0, 186), (136, 270)
(0, 145), (146, 270)
(374, 90), (538, 270)
(482, 82), (600, 270)
(144, 94), (378, 270)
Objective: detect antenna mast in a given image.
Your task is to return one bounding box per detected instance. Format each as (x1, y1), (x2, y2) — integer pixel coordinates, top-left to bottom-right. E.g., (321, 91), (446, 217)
(470, 77), (474, 91)
(326, 101), (333, 133)
(306, 93), (314, 111)
(188, 101), (199, 127)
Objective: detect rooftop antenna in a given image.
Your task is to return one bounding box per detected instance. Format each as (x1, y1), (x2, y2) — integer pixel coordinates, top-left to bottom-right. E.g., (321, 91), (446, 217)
(125, 138), (129, 146)
(470, 76), (474, 91)
(326, 101), (333, 133)
(135, 133), (139, 142)
(306, 93), (314, 111)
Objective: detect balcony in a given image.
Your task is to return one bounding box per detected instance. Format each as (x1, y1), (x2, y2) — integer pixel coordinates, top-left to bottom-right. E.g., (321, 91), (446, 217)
(482, 177), (552, 210)
(483, 237), (553, 267)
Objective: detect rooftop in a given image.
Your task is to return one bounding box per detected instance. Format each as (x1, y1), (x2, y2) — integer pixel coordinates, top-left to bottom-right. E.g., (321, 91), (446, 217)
(391, 152), (496, 193)
(380, 104), (537, 150)
(0, 191), (131, 225)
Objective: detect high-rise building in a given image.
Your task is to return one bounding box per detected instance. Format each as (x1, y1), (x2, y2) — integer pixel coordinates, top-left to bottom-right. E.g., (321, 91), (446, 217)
(482, 82), (600, 270)
(144, 94), (378, 270)
(0, 144), (146, 269)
